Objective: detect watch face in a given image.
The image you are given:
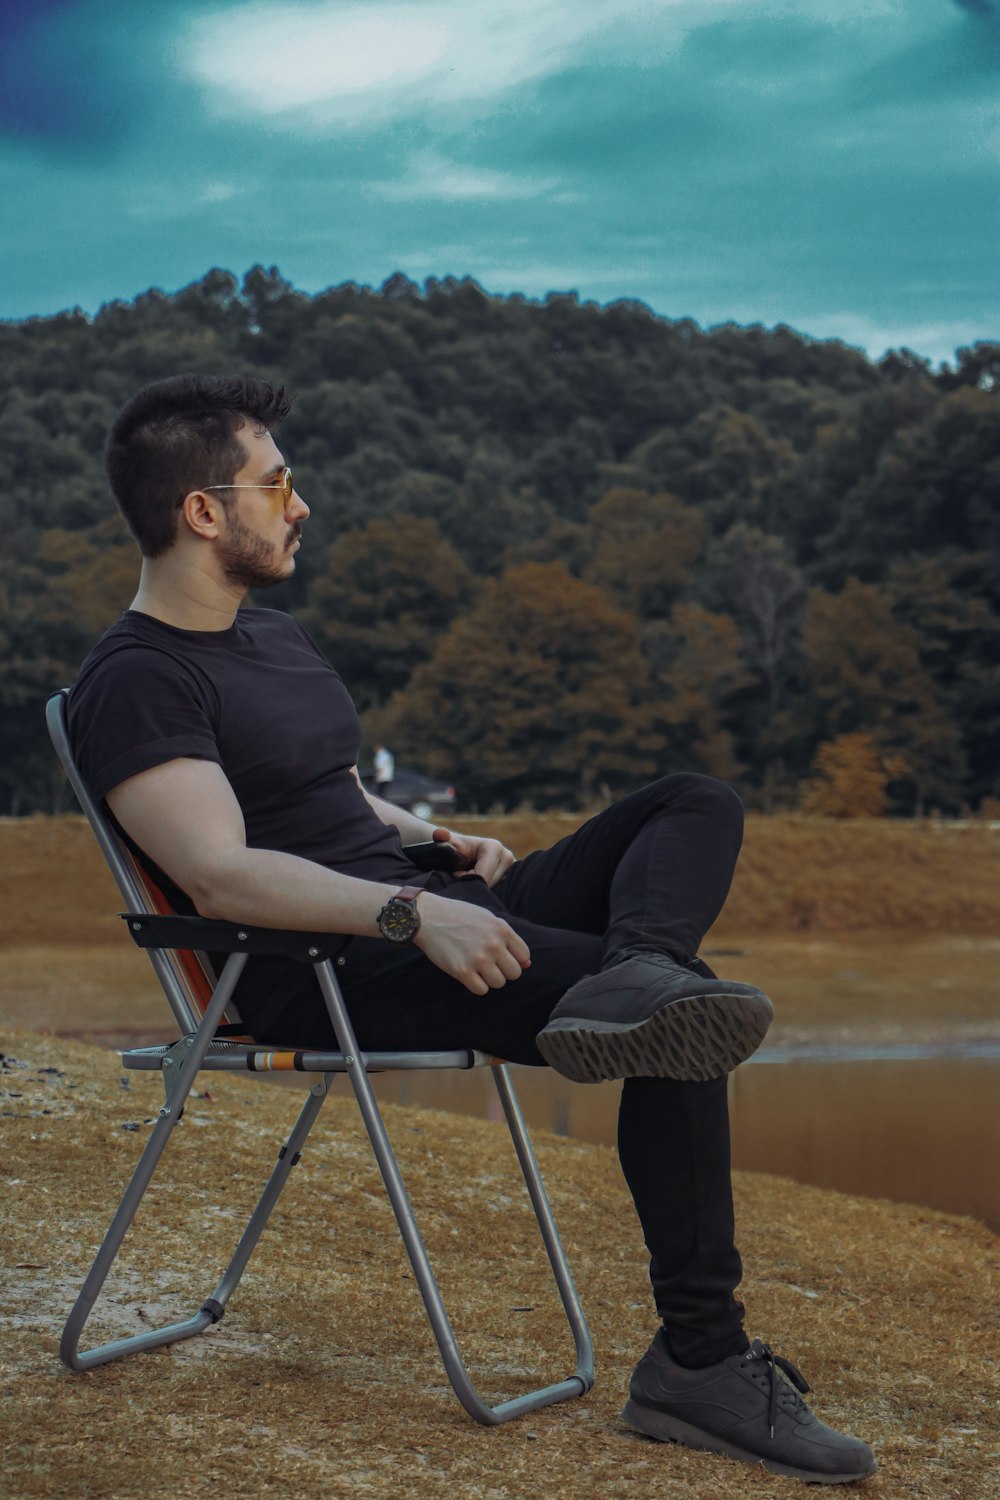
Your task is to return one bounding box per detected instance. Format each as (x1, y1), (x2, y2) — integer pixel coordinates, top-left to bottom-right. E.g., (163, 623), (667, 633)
(379, 897), (420, 943)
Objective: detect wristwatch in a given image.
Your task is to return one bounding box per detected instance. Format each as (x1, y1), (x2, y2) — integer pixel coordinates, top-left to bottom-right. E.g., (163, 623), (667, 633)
(376, 885), (423, 944)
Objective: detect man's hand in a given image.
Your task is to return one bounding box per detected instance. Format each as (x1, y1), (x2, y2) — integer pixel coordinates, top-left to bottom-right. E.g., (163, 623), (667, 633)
(431, 826), (515, 887)
(414, 889), (530, 996)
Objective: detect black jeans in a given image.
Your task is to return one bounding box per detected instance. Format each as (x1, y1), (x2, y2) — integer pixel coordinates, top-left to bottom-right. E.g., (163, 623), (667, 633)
(262, 773), (750, 1368)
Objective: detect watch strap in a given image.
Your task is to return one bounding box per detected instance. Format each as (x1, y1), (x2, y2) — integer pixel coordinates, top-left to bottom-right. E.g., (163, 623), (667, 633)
(394, 886), (423, 906)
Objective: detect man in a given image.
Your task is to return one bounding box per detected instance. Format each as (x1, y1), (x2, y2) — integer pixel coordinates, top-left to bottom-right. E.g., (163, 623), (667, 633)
(372, 742), (394, 798)
(68, 374), (875, 1484)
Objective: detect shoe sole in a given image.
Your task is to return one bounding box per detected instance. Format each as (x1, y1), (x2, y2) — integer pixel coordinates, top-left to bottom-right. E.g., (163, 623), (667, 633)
(536, 990), (772, 1084)
(620, 1399), (877, 1484)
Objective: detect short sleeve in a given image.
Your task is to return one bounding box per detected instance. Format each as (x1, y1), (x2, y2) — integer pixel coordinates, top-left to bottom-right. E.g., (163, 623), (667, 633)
(68, 646), (222, 800)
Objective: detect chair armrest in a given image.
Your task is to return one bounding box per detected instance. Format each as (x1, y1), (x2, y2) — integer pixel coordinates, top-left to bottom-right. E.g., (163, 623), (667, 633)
(120, 912), (343, 963)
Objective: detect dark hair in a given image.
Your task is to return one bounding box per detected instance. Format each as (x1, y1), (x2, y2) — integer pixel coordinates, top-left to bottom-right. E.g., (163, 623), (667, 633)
(105, 374), (292, 557)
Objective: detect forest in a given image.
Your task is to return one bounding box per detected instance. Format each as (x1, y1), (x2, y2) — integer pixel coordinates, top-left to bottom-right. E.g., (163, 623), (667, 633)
(1, 265), (997, 816)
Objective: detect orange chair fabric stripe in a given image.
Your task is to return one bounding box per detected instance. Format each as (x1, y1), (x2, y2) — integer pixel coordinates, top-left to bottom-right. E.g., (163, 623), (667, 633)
(122, 849), (232, 1021)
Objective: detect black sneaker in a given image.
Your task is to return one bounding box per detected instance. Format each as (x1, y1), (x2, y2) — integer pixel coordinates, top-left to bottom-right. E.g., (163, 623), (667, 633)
(535, 951), (772, 1084)
(621, 1332), (877, 1484)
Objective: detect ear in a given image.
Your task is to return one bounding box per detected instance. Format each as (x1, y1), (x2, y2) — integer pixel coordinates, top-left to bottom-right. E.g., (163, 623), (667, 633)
(179, 489), (225, 541)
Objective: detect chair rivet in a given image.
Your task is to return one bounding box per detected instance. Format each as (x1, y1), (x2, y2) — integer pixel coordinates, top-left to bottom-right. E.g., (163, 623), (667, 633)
(237, 931), (248, 941)
(132, 922), (142, 931)
(345, 1055), (355, 1066)
(308, 946), (319, 958)
(336, 956), (346, 966)
(159, 1106), (172, 1118)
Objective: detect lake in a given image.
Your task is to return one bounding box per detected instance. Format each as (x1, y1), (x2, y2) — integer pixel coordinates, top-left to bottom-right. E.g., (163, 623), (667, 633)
(368, 1040), (1000, 1233)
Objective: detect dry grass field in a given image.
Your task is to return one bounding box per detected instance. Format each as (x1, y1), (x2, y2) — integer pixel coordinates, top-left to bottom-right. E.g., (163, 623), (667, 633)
(2, 815), (998, 1497)
(478, 810), (1000, 936)
(5, 812), (1000, 951)
(2, 1029), (999, 1500)
(2, 813), (998, 1046)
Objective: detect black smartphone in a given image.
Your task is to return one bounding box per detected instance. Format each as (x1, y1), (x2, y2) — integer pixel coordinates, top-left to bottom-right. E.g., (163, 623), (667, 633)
(402, 840), (468, 873)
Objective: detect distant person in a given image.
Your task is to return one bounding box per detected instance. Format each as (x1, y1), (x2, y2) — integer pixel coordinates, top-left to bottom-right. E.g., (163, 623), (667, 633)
(373, 742), (394, 798)
(67, 375), (875, 1486)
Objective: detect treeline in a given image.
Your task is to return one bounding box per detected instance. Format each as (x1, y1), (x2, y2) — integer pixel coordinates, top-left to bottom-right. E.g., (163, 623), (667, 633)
(1, 266), (998, 815)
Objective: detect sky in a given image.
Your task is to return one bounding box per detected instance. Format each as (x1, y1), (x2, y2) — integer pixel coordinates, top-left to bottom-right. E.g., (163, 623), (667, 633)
(1, 0), (997, 365)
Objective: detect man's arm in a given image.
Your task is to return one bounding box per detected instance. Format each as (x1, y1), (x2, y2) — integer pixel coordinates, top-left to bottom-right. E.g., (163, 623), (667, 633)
(355, 771), (516, 888)
(108, 758), (529, 995)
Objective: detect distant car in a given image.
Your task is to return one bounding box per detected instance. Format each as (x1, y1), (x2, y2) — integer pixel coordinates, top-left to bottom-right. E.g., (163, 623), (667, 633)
(363, 766), (457, 822)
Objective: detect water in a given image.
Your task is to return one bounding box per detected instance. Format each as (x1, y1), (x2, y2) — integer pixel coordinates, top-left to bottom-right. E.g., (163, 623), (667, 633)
(729, 1047), (999, 1231)
(369, 1043), (1000, 1233)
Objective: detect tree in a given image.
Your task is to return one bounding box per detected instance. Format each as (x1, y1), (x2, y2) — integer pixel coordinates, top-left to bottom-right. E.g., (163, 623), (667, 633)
(697, 524), (808, 802)
(643, 603), (749, 783)
(630, 404), (796, 530)
(887, 553), (1000, 807)
(0, 515), (137, 813)
(699, 524), (806, 699)
(799, 733), (902, 818)
(936, 341), (1000, 392)
(296, 515), (472, 712)
(802, 579), (966, 813)
(581, 488), (703, 620)
(800, 386), (1000, 583)
(772, 382), (940, 579)
(0, 265), (992, 815)
(376, 563), (663, 808)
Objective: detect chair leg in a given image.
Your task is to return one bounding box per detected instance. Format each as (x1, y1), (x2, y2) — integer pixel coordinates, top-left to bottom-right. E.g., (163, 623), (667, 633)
(60, 954), (246, 1370)
(199, 1078), (329, 1323)
(59, 954), (328, 1372)
(490, 1063), (595, 1393)
(314, 963), (595, 1425)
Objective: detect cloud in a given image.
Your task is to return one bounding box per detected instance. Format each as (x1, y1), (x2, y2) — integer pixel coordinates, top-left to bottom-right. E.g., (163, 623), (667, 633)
(124, 177), (250, 221)
(183, 0), (732, 129)
(469, 262), (652, 296)
(764, 310), (989, 366)
(199, 180), (242, 203)
(368, 151), (559, 200)
(180, 0), (935, 134)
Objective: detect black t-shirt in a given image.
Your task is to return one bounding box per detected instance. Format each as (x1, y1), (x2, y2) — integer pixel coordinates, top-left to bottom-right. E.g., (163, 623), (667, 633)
(68, 608), (432, 1029)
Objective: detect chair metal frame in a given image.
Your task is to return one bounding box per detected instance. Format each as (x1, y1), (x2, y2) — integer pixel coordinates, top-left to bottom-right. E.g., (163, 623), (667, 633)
(46, 690), (594, 1425)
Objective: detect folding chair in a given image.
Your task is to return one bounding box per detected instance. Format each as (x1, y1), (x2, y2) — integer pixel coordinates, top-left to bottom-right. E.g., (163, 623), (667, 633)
(46, 689), (594, 1425)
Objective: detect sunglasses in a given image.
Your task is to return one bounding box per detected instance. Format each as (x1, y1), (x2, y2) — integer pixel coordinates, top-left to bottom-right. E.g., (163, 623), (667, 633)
(201, 467), (295, 510)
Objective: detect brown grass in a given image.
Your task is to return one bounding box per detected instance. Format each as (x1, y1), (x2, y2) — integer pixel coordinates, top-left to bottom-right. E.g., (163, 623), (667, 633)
(467, 811), (1000, 936)
(3, 819), (999, 1495)
(2, 1029), (998, 1500)
(2, 815), (999, 1050)
(4, 813), (1000, 949)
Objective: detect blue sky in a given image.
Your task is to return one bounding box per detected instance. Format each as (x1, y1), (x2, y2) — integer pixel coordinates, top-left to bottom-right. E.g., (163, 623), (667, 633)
(2, 0), (997, 364)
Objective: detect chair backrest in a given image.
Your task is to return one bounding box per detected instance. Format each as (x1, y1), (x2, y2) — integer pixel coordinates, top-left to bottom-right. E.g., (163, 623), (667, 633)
(46, 689), (237, 1036)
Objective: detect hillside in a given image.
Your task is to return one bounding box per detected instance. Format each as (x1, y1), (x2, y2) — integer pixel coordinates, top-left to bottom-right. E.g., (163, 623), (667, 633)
(3, 273), (998, 817)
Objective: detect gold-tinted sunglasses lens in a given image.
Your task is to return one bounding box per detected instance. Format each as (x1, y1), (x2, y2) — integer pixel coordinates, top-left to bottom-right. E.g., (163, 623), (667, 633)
(281, 468), (293, 505)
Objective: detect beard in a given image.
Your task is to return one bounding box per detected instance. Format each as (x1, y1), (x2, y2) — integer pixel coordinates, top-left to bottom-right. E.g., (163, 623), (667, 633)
(219, 513), (300, 591)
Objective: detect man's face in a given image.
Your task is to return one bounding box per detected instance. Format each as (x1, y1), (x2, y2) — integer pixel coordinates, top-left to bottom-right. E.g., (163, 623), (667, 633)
(216, 425), (309, 591)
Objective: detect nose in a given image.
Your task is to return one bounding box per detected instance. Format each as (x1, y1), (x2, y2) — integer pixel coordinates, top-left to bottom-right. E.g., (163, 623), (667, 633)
(289, 486), (309, 520)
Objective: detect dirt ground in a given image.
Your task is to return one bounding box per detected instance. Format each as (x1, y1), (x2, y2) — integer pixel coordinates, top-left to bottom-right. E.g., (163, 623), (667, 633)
(2, 1029), (999, 1500)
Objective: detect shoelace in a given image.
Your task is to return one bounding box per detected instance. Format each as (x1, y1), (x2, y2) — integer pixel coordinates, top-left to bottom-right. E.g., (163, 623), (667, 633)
(745, 1340), (812, 1439)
